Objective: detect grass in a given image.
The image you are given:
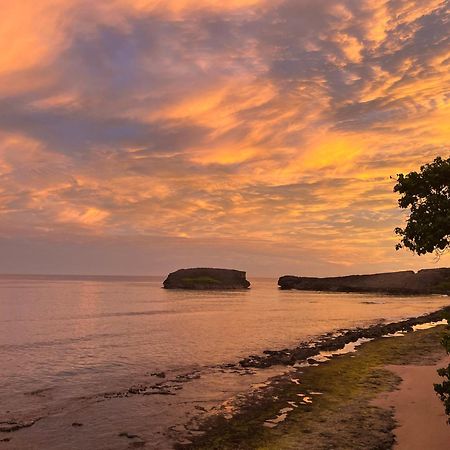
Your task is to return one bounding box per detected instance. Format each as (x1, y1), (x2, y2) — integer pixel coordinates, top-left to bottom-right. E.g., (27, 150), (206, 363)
(181, 277), (222, 285)
(435, 279), (450, 293)
(181, 326), (448, 450)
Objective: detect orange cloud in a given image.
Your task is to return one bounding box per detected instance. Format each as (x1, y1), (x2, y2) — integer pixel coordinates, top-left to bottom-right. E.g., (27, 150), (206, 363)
(0, 1), (72, 75)
(57, 207), (110, 226)
(0, 0), (448, 275)
(119, 0), (270, 15)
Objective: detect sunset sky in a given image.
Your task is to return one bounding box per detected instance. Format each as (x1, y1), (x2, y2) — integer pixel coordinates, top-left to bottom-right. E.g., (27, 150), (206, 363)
(0, 0), (448, 276)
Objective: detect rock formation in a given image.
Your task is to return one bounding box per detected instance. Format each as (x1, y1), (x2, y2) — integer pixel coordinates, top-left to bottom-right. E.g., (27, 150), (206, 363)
(278, 268), (450, 295)
(163, 268), (251, 290)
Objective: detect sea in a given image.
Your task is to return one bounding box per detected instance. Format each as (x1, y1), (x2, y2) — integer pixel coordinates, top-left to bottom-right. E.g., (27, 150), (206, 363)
(1, 275), (449, 449)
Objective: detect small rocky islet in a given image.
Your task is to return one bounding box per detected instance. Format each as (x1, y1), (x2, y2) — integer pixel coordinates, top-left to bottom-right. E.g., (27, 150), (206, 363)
(163, 268), (251, 290)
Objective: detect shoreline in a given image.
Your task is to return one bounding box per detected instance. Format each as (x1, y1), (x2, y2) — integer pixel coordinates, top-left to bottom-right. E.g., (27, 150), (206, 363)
(238, 305), (450, 369)
(2, 305), (450, 449)
(179, 308), (450, 449)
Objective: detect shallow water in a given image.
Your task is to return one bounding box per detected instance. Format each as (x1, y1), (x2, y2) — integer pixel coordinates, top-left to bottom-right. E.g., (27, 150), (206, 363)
(0, 275), (449, 449)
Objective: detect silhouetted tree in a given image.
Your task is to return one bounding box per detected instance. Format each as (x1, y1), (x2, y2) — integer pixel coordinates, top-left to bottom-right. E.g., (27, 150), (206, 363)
(394, 155), (450, 422)
(394, 156), (450, 256)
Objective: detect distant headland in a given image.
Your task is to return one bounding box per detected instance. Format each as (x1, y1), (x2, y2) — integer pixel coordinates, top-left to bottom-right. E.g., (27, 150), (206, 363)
(163, 268), (251, 290)
(278, 268), (450, 295)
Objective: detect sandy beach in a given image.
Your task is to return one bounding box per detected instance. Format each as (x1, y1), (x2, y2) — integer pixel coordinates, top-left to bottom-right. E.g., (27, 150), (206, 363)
(375, 356), (450, 449)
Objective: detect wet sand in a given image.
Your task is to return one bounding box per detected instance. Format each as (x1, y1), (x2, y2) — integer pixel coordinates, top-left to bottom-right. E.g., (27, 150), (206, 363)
(375, 356), (450, 450)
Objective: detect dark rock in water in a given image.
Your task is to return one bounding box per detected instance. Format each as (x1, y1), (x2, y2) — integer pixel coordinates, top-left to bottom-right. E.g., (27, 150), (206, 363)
(163, 268), (251, 290)
(150, 371), (166, 378)
(118, 432), (140, 439)
(0, 419), (40, 433)
(278, 268), (450, 295)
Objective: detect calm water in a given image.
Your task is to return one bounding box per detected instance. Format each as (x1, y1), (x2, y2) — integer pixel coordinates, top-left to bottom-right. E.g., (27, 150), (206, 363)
(1, 275), (449, 449)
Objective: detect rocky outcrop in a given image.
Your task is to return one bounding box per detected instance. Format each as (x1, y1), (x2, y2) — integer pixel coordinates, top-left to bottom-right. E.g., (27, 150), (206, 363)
(239, 306), (450, 368)
(163, 268), (251, 290)
(278, 268), (450, 295)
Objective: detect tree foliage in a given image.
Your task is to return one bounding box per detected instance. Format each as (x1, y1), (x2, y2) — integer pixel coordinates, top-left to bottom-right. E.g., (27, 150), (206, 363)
(394, 156), (450, 255)
(434, 317), (450, 422)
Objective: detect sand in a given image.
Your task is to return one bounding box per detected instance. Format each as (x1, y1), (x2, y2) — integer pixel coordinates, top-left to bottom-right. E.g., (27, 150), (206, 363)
(375, 356), (450, 449)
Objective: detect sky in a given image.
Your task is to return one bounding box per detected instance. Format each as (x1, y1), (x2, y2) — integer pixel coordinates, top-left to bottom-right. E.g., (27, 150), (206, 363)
(0, 0), (448, 277)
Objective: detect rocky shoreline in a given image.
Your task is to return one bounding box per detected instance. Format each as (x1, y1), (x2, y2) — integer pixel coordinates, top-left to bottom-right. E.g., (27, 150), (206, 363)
(179, 307), (450, 449)
(238, 306), (450, 368)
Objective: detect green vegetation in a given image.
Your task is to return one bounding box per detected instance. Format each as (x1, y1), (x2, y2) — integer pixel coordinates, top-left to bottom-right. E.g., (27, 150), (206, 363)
(181, 276), (222, 285)
(435, 280), (450, 293)
(182, 327), (446, 449)
(394, 155), (450, 256)
(434, 315), (450, 422)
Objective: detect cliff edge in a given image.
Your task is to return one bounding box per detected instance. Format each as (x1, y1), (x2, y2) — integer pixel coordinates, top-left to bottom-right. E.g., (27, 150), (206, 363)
(278, 268), (450, 295)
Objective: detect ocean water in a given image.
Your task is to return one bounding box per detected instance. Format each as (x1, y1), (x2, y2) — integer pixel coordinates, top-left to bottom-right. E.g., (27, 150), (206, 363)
(1, 275), (449, 449)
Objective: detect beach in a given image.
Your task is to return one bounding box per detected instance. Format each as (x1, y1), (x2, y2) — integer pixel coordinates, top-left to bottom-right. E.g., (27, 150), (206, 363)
(375, 355), (450, 450)
(184, 319), (450, 449)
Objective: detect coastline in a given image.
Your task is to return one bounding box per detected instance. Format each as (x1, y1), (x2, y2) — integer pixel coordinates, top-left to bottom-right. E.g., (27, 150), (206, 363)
(2, 304), (450, 449)
(179, 307), (450, 449)
(239, 305), (450, 369)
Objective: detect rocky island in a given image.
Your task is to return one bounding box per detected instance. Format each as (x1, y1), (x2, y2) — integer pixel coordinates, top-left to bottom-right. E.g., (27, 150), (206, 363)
(278, 268), (450, 295)
(163, 268), (251, 290)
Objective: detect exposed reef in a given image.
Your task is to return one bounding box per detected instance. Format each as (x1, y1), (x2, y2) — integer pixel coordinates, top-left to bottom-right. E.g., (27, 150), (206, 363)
(179, 319), (448, 450)
(163, 268), (251, 290)
(238, 306), (450, 368)
(278, 268), (450, 295)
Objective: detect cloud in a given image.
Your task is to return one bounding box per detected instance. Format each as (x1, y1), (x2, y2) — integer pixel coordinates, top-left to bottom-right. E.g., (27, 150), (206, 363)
(0, 0), (448, 275)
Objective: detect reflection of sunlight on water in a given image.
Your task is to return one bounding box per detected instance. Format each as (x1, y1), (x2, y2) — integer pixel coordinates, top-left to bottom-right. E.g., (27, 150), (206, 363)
(314, 337), (373, 362)
(294, 337), (373, 368)
(76, 281), (102, 325)
(383, 331), (407, 338)
(71, 282), (127, 375)
(264, 392), (322, 428)
(264, 406), (294, 428)
(412, 319), (447, 331)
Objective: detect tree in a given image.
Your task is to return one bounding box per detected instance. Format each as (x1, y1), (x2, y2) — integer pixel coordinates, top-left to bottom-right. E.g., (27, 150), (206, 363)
(394, 156), (450, 256)
(434, 323), (450, 422)
(394, 155), (450, 422)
